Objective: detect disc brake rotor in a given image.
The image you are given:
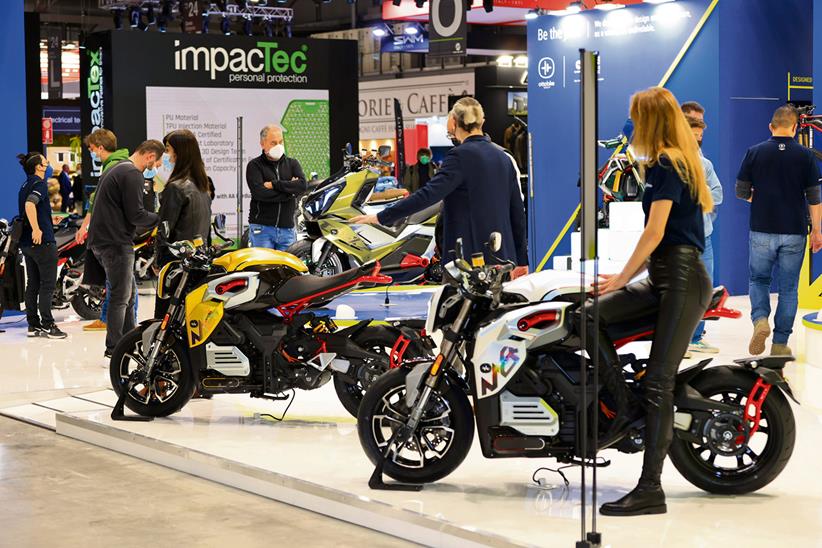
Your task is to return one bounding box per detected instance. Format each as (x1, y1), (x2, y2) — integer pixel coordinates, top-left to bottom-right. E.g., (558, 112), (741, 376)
(704, 412), (750, 457)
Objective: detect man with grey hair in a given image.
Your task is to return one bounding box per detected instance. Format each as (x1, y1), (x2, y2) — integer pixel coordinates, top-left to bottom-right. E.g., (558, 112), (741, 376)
(245, 124), (307, 250)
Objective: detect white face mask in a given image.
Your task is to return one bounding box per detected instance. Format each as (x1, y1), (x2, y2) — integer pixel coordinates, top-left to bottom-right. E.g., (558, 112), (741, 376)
(267, 144), (285, 161)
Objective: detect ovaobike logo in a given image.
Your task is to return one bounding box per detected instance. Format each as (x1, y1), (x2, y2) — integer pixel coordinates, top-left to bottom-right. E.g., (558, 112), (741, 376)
(173, 40), (309, 84)
(86, 47), (104, 176)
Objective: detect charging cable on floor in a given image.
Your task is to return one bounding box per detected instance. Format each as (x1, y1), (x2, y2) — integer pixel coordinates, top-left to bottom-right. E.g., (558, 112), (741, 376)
(258, 389), (296, 422)
(532, 465), (574, 489)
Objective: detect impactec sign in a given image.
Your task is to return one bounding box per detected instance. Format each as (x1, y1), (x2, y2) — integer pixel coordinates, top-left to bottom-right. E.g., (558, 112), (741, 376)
(86, 47), (104, 177)
(173, 40), (309, 84)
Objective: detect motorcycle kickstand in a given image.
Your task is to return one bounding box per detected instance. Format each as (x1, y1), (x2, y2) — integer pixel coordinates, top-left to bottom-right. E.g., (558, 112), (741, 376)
(111, 385), (154, 422)
(368, 431), (423, 492)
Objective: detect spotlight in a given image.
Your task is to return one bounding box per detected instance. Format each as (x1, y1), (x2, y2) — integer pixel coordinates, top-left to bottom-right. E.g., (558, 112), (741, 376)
(404, 24), (419, 34)
(146, 5), (156, 25)
(524, 8), (539, 19)
(216, 1), (228, 10)
(129, 6), (141, 28)
(372, 26), (388, 37)
(285, 21), (292, 37)
(113, 10), (123, 29)
(242, 16), (253, 35)
(594, 1), (624, 10)
(237, 0), (248, 9)
(483, 0), (493, 13)
(221, 16), (231, 35)
(158, 16), (167, 32)
(566, 1), (582, 13)
(514, 55), (527, 67)
(392, 0), (401, 6)
(263, 18), (274, 36)
(414, 0), (425, 7)
(202, 14), (210, 33)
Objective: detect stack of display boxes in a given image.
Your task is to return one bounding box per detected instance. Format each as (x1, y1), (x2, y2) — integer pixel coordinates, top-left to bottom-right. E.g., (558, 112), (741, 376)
(553, 202), (644, 275)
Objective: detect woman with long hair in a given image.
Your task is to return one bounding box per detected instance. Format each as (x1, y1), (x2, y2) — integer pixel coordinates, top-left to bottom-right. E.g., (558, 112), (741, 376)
(597, 87), (714, 516)
(155, 129), (212, 317)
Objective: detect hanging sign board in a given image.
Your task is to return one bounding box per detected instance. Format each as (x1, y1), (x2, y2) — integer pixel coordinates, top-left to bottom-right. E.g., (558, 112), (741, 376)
(429, 0), (467, 57)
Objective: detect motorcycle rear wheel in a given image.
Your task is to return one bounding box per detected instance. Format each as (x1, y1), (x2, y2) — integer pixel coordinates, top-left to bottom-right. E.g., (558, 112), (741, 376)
(669, 367), (795, 495)
(333, 327), (427, 417)
(70, 287), (103, 320)
(109, 325), (196, 417)
(358, 368), (474, 484)
(288, 239), (346, 277)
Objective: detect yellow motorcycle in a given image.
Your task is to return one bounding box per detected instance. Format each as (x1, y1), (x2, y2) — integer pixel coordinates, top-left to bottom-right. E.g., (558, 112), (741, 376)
(109, 219), (428, 419)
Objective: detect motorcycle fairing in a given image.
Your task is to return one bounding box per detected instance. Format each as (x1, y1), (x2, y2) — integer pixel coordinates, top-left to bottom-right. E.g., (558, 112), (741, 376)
(472, 302), (572, 399)
(185, 283), (225, 348)
(213, 248), (308, 274)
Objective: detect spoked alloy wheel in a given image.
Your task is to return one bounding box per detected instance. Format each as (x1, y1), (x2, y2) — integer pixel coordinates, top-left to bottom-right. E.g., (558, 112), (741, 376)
(109, 326), (196, 417)
(70, 286), (103, 320)
(358, 368), (473, 484)
(669, 368), (795, 494)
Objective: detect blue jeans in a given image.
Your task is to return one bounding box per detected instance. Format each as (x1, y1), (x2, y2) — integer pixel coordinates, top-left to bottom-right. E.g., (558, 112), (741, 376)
(749, 231), (806, 345)
(691, 236), (714, 343)
(248, 223), (296, 251)
(100, 277), (138, 324)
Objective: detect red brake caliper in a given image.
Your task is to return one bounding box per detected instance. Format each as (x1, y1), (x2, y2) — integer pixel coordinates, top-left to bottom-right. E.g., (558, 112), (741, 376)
(738, 378), (772, 444)
(389, 335), (411, 369)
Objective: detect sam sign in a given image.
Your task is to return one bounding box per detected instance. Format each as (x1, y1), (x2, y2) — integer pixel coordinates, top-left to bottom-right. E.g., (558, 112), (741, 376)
(42, 118), (54, 145)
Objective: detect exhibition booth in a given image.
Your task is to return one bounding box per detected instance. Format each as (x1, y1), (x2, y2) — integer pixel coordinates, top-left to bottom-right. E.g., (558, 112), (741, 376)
(2, 0), (822, 547)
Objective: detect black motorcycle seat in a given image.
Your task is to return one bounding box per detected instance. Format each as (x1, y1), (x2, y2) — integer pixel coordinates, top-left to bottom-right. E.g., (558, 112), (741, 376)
(405, 202), (441, 226)
(275, 262), (375, 304)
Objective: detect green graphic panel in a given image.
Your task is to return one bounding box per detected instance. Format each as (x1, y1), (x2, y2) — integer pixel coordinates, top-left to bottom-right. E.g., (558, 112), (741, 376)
(281, 99), (330, 179)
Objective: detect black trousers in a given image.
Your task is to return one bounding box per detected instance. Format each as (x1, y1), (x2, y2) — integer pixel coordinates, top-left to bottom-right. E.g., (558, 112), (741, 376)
(599, 245), (712, 484)
(21, 243), (58, 327)
(92, 244), (136, 353)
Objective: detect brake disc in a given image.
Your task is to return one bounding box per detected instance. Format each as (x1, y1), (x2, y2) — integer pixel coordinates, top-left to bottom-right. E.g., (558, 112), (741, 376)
(703, 412), (750, 457)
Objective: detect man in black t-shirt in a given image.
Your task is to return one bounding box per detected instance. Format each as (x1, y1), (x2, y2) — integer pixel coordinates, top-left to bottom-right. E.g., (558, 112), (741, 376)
(736, 105), (822, 356)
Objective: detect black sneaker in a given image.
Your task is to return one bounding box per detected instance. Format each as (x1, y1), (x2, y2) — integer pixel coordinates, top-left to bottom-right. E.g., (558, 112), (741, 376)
(42, 324), (68, 339)
(27, 325), (46, 337)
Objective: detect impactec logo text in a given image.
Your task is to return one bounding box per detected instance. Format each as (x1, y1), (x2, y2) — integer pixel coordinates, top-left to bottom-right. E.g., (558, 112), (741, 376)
(173, 40), (309, 84)
(86, 47), (104, 177)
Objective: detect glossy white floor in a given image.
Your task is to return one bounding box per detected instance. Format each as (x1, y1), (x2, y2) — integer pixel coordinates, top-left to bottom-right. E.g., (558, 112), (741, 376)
(2, 294), (822, 547)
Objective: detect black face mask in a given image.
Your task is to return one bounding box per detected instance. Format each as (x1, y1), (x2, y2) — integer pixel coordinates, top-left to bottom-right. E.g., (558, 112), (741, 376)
(448, 133), (461, 147)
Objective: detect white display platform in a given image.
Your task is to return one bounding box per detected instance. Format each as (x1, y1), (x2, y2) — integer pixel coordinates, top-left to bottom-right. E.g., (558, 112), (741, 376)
(48, 386), (822, 548)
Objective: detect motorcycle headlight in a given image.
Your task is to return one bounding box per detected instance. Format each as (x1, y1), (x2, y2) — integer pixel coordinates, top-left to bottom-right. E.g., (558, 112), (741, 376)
(303, 183), (343, 220)
(157, 261), (182, 300)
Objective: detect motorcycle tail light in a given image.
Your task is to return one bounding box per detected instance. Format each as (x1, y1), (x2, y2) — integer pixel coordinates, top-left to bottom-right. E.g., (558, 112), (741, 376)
(216, 278), (248, 295)
(517, 310), (560, 332)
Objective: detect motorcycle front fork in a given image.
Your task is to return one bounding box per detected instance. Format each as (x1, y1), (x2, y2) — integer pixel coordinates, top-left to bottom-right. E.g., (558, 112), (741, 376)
(144, 270), (189, 377)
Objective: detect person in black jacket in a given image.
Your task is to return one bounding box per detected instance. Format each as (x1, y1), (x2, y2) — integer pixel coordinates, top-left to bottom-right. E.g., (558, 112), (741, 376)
(16, 152), (66, 339)
(87, 140), (162, 357)
(350, 97), (529, 278)
(245, 124), (307, 250)
(154, 129), (213, 318)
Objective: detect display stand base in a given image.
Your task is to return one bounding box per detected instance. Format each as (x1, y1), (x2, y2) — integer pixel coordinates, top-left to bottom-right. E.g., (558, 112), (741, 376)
(110, 391), (154, 422)
(368, 459), (423, 492)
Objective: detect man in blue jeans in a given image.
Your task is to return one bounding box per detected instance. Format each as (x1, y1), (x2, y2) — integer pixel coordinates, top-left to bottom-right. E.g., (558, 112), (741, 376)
(736, 105), (822, 356)
(684, 113), (723, 354)
(245, 124), (307, 250)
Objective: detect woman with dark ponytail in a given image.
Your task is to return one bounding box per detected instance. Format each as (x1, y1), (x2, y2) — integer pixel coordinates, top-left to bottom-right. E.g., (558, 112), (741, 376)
(16, 152), (67, 339)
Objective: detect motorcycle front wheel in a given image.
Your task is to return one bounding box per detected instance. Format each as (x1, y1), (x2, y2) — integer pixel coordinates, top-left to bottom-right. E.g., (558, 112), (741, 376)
(358, 368), (474, 484)
(70, 286), (103, 320)
(669, 367), (795, 495)
(287, 239), (346, 277)
(109, 325), (196, 417)
(333, 327), (427, 417)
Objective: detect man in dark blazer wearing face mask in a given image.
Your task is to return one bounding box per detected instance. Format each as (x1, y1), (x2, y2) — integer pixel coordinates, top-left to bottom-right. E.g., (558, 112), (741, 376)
(245, 124), (307, 250)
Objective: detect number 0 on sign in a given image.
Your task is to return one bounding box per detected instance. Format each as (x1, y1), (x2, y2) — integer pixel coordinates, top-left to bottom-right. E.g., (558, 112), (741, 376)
(431, 0), (463, 37)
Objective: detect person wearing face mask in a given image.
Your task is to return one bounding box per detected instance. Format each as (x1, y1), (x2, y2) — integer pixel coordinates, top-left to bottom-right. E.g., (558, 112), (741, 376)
(245, 124), (307, 250)
(403, 147), (436, 194)
(16, 152), (67, 339)
(684, 114), (723, 355)
(350, 97), (529, 278)
(84, 140), (162, 358)
(153, 130), (213, 318)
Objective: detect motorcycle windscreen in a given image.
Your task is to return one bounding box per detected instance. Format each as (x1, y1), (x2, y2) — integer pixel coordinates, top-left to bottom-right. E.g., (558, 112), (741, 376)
(185, 284), (225, 348)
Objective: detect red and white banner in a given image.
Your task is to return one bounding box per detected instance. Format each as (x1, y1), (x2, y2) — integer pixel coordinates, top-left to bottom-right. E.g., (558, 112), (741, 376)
(42, 117), (54, 145)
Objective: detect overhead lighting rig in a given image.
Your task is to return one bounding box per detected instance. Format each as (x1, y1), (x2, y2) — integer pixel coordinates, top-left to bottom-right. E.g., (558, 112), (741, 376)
(98, 1), (294, 31)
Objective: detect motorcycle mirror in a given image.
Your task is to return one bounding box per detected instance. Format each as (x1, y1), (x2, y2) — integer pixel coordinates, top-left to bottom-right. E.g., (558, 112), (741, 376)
(0, 218), (8, 232)
(489, 232), (502, 253)
(160, 221), (171, 239)
(378, 145), (392, 158)
(345, 143), (353, 155)
(454, 238), (465, 261)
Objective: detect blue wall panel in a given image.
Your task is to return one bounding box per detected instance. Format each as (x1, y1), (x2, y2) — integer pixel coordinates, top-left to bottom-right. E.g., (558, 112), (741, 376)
(0, 0), (28, 220)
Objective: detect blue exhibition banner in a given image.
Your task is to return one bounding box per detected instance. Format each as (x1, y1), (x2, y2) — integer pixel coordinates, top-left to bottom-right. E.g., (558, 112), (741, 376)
(527, 0), (712, 270)
(381, 30), (429, 53)
(42, 106), (81, 134)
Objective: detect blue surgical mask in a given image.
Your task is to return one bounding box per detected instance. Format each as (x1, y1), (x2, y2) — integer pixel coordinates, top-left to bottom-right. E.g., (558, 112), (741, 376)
(162, 153), (175, 171)
(44, 165), (54, 180)
(90, 151), (99, 162)
(143, 167), (158, 179)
